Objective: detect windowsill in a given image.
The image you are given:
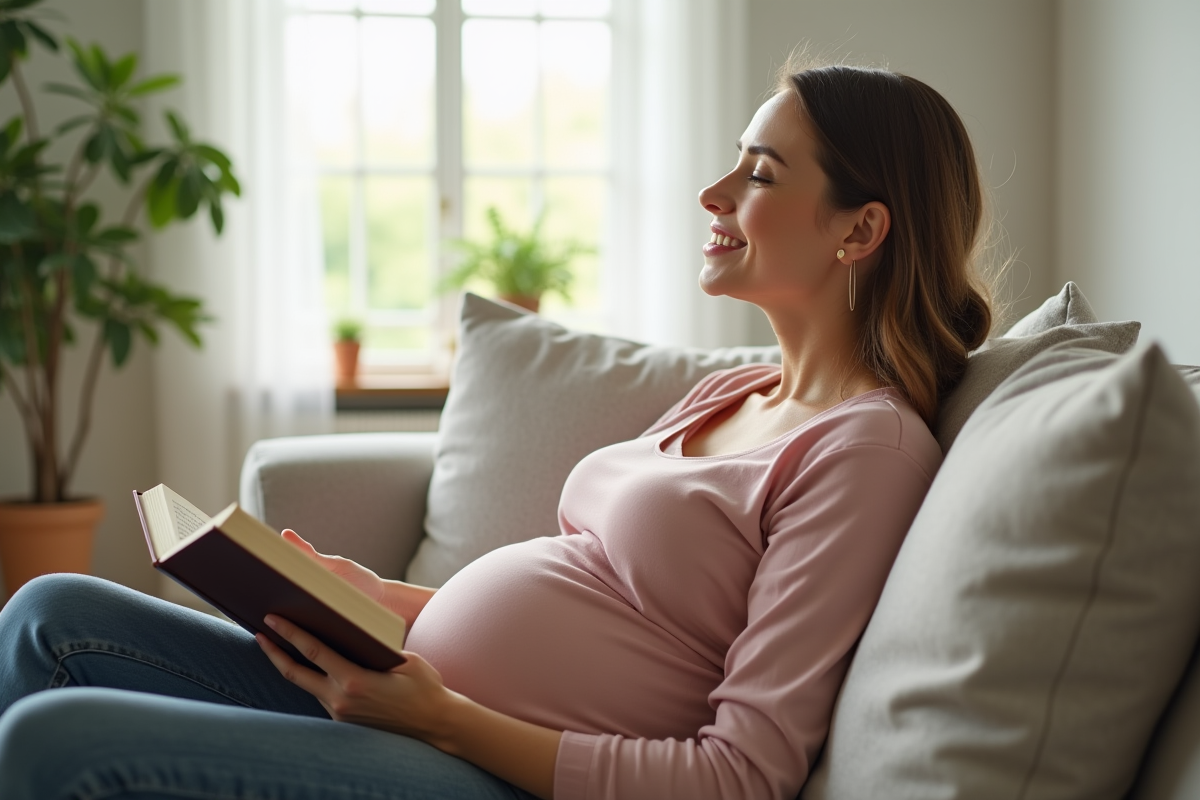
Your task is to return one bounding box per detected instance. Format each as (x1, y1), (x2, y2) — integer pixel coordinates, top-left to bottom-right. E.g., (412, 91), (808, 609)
(335, 372), (450, 411)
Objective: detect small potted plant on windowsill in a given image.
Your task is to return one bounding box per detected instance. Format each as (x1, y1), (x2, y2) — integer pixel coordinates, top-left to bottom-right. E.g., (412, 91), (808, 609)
(439, 205), (593, 314)
(0, 1), (239, 597)
(332, 318), (363, 388)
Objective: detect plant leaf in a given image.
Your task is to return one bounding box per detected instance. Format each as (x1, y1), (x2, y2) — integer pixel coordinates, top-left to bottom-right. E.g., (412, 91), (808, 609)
(127, 73), (178, 97)
(176, 165), (201, 218)
(72, 253), (96, 302)
(94, 225), (137, 245)
(54, 114), (93, 135)
(66, 38), (103, 91)
(165, 110), (189, 143)
(145, 158), (178, 228)
(74, 202), (98, 236)
(109, 52), (136, 89)
(104, 317), (131, 366)
(20, 20), (57, 52)
(209, 198), (224, 234)
(0, 0), (44, 12)
(43, 81), (94, 103)
(0, 21), (28, 59)
(0, 191), (36, 243)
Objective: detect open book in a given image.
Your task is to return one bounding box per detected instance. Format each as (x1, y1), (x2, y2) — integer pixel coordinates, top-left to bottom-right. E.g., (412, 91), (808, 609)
(134, 484), (406, 671)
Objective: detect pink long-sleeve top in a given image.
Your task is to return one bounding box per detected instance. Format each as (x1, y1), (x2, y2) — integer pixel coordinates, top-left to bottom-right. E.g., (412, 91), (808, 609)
(404, 364), (942, 800)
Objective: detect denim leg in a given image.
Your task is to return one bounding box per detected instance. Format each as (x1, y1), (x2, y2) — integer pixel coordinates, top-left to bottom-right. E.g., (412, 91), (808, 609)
(0, 573), (327, 717)
(0, 688), (537, 800)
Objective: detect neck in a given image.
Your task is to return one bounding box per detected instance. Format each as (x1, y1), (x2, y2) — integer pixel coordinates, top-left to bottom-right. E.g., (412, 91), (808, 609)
(759, 302), (880, 411)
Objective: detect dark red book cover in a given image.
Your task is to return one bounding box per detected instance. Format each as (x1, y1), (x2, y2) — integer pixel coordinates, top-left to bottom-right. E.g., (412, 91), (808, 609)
(134, 491), (405, 672)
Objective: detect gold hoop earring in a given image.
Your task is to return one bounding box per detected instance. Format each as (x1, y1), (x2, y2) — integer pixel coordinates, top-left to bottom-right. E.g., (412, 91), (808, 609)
(849, 260), (857, 311)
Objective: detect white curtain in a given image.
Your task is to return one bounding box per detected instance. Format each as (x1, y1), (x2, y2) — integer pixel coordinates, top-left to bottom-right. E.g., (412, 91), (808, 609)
(144, 0), (332, 517)
(608, 0), (756, 349)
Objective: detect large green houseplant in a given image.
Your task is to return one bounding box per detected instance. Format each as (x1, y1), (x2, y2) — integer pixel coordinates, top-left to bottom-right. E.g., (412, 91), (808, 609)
(0, 0), (239, 594)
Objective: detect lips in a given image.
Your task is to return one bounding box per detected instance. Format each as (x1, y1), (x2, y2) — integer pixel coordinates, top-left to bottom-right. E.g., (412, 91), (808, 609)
(703, 225), (747, 255)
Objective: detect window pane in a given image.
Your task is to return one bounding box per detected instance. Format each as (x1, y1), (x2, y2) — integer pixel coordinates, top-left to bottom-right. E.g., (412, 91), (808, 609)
(463, 176), (533, 242)
(320, 176), (353, 318)
(363, 17), (435, 165)
(539, 0), (610, 17)
(364, 325), (430, 351)
(541, 176), (604, 316)
(462, 0), (536, 16)
(541, 21), (609, 168)
(290, 0), (357, 11)
(463, 20), (537, 167)
(288, 14), (358, 166)
(366, 177), (433, 310)
(361, 0), (435, 13)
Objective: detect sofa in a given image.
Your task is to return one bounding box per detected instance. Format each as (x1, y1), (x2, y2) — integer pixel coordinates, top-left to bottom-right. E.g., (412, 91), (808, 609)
(239, 287), (1200, 800)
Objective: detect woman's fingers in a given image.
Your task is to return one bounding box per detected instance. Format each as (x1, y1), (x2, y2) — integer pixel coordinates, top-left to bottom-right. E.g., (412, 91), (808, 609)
(254, 629), (329, 700)
(262, 615), (354, 679)
(281, 529), (322, 559)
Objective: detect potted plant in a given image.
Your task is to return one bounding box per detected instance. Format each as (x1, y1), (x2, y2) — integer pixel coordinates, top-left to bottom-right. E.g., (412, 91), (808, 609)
(440, 205), (594, 313)
(0, 0), (240, 597)
(332, 317), (362, 387)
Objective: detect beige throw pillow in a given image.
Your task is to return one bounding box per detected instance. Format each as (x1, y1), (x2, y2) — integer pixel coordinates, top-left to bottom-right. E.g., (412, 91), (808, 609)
(803, 342), (1200, 800)
(407, 294), (781, 587)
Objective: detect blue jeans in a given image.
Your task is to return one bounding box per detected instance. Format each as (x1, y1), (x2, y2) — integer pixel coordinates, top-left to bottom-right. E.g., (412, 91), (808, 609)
(0, 574), (537, 800)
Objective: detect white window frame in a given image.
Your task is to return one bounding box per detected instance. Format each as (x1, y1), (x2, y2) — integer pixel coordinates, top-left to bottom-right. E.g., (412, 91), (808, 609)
(294, 1), (615, 376)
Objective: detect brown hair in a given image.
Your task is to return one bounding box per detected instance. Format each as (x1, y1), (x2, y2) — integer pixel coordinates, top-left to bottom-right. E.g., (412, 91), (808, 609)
(776, 61), (994, 425)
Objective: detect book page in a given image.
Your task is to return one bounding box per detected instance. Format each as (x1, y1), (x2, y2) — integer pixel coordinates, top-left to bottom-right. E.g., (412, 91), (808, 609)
(169, 495), (210, 540)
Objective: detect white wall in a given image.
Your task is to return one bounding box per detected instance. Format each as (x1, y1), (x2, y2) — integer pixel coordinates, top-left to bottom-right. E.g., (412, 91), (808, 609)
(743, 0), (1057, 343)
(0, 0), (159, 594)
(1056, 0), (1200, 365)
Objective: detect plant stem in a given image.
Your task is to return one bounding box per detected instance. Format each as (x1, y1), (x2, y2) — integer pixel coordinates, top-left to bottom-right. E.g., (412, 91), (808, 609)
(62, 134), (92, 208)
(9, 58), (39, 143)
(16, 253), (56, 501)
(121, 171), (156, 228)
(71, 163), (100, 207)
(60, 318), (106, 498)
(0, 359), (43, 455)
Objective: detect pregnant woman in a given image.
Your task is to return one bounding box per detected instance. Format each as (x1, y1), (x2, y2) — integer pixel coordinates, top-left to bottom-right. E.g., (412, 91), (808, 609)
(0, 61), (993, 800)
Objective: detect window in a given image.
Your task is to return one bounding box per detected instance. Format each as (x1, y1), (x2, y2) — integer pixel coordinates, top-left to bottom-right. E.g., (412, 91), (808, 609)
(287, 0), (612, 374)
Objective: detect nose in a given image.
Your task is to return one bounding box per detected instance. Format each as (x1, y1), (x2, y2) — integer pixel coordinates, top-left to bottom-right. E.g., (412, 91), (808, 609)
(698, 173), (735, 215)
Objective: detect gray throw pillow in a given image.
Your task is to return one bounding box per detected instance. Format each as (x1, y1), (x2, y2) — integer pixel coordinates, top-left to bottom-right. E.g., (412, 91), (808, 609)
(934, 319), (1141, 451)
(1002, 280), (1098, 337)
(1127, 365), (1200, 800)
(803, 342), (1200, 800)
(407, 294), (781, 587)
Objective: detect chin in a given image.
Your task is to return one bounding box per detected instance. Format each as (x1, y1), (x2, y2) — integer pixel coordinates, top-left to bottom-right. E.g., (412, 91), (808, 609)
(698, 265), (733, 298)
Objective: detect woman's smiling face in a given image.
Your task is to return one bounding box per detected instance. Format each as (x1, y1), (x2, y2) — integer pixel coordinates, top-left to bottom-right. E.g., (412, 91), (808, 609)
(697, 92), (846, 309)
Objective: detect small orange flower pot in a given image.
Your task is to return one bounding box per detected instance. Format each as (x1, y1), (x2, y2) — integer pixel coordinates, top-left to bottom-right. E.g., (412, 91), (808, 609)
(334, 339), (361, 387)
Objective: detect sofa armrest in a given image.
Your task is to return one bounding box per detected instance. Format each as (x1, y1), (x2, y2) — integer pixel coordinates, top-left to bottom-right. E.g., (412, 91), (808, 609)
(239, 432), (437, 581)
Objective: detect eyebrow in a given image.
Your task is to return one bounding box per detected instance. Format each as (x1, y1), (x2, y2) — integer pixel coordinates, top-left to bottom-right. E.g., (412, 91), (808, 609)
(735, 140), (789, 168)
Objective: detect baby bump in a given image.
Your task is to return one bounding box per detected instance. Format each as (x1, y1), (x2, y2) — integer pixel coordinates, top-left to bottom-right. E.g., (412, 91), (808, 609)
(405, 536), (724, 740)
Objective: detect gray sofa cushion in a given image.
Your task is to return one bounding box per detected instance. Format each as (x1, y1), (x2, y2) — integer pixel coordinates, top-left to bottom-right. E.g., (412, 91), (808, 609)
(803, 342), (1200, 800)
(407, 294), (781, 587)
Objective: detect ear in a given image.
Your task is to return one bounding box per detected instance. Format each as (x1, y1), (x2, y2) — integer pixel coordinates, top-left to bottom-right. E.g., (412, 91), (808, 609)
(838, 201), (891, 265)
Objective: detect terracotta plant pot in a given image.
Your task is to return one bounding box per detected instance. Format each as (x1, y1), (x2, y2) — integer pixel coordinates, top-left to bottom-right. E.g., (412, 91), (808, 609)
(0, 498), (103, 601)
(498, 294), (540, 313)
(334, 339), (361, 387)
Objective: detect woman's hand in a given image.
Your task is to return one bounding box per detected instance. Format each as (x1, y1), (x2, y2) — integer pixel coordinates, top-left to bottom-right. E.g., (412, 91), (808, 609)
(255, 614), (453, 742)
(282, 529), (435, 624)
(257, 615), (561, 799)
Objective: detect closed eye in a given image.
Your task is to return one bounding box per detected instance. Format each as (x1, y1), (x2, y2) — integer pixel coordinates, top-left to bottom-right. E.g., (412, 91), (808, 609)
(748, 173), (772, 185)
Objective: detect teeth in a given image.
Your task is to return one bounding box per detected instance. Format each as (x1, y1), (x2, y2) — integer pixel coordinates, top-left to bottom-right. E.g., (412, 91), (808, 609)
(709, 232), (744, 247)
